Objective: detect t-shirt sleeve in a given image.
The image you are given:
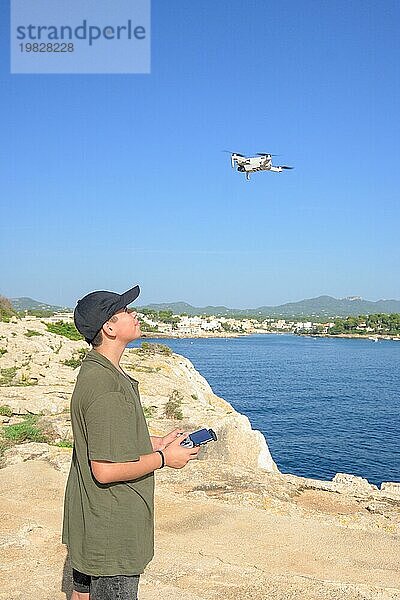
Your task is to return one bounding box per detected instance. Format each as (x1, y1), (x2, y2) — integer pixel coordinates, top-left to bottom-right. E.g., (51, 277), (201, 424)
(85, 391), (140, 462)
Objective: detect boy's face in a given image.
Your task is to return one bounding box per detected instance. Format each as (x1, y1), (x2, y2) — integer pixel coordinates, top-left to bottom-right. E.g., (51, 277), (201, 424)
(106, 307), (141, 343)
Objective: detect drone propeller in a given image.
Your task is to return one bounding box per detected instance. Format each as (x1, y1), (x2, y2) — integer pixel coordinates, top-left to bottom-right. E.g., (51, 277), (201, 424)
(280, 166), (294, 170)
(257, 152), (279, 156)
(223, 150), (245, 156)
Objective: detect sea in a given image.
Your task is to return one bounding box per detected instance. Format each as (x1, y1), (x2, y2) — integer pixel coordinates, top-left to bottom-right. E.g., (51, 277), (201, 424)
(128, 334), (399, 486)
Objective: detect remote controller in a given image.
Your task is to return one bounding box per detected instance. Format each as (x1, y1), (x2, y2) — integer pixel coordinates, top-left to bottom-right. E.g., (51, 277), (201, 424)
(180, 428), (217, 448)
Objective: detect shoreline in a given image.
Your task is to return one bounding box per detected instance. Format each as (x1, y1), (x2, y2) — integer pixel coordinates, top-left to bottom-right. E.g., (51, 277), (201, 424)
(141, 331), (400, 341)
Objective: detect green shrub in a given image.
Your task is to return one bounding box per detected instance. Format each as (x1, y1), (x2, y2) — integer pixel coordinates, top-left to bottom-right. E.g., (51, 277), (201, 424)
(2, 415), (47, 444)
(0, 439), (8, 458)
(0, 348), (7, 357)
(62, 357), (81, 369)
(164, 390), (184, 420)
(0, 405), (13, 417)
(143, 405), (156, 419)
(134, 365), (158, 373)
(21, 309), (54, 318)
(45, 321), (83, 341)
(0, 368), (38, 387)
(54, 439), (73, 448)
(191, 393), (198, 401)
(139, 342), (172, 356)
(0, 367), (17, 386)
(62, 348), (87, 369)
(53, 341), (63, 354)
(19, 373), (38, 387)
(24, 329), (43, 337)
(0, 296), (18, 322)
(139, 321), (159, 333)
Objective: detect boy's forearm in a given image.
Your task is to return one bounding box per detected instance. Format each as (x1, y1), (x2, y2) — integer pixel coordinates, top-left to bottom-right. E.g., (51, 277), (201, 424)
(91, 452), (162, 484)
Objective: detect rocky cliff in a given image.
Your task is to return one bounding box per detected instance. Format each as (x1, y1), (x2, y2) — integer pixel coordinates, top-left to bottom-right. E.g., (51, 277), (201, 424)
(0, 317), (276, 472)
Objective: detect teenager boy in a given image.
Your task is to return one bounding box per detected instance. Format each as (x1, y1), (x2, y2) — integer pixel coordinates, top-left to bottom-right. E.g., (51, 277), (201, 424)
(62, 285), (199, 600)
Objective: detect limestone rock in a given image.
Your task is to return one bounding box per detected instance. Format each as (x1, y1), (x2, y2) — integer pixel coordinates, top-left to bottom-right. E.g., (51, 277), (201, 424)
(381, 481), (400, 499)
(202, 412), (278, 472)
(3, 441), (53, 464)
(2, 441), (72, 473)
(332, 473), (378, 495)
(0, 387), (73, 415)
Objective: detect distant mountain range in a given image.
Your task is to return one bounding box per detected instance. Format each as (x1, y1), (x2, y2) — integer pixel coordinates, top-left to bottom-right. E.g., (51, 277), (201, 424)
(10, 295), (400, 318)
(140, 296), (400, 318)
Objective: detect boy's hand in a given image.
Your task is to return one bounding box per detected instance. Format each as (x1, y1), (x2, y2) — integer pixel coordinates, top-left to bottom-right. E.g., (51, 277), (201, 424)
(160, 428), (185, 449)
(163, 431), (199, 469)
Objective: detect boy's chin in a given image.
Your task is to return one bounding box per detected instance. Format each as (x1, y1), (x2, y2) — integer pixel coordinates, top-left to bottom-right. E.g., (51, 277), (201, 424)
(129, 330), (142, 342)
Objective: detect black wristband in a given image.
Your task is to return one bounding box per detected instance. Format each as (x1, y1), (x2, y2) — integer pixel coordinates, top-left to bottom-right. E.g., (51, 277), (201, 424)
(156, 450), (165, 469)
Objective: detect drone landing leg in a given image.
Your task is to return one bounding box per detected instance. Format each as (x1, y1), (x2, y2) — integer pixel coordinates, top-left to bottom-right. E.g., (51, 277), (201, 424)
(246, 173), (250, 181)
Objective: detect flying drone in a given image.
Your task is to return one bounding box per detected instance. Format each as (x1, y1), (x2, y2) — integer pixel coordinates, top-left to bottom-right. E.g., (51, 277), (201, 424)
(229, 152), (293, 180)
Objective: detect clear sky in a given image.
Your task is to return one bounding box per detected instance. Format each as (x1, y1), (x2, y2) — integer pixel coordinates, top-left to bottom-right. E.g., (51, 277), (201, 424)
(1, 1), (399, 309)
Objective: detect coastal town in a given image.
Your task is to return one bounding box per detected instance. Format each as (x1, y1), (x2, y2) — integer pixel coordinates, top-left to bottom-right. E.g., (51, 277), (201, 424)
(138, 311), (337, 336)
(38, 308), (400, 340)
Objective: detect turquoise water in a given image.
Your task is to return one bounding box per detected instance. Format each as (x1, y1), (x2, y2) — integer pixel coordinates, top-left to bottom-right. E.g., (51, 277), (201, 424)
(129, 334), (399, 486)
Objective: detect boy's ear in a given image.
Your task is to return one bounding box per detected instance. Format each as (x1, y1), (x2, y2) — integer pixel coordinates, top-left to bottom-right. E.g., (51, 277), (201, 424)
(102, 321), (114, 334)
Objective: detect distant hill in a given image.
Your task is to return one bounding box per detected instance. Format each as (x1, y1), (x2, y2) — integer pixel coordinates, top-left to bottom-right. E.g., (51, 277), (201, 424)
(11, 297), (71, 313)
(142, 301), (235, 316)
(140, 295), (400, 318)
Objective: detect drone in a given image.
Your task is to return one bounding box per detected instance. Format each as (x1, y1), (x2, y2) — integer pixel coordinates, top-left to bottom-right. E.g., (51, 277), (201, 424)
(229, 152), (293, 180)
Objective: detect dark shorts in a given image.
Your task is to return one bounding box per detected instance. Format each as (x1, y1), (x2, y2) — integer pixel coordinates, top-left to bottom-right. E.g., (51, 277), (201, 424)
(72, 568), (140, 599)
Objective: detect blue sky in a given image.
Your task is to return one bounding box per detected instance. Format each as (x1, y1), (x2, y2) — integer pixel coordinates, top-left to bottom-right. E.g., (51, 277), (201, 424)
(1, 1), (399, 309)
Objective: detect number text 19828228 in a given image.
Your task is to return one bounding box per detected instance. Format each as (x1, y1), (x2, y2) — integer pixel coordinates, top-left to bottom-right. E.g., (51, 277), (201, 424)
(19, 43), (74, 52)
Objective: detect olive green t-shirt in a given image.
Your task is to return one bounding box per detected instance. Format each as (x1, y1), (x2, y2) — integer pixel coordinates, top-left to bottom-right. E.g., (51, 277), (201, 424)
(62, 349), (154, 576)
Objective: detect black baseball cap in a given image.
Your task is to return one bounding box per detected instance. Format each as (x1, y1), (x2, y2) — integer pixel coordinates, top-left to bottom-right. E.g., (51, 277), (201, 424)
(74, 285), (140, 344)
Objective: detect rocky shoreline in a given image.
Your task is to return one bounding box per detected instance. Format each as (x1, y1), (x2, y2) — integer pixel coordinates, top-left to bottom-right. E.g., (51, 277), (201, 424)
(0, 318), (399, 600)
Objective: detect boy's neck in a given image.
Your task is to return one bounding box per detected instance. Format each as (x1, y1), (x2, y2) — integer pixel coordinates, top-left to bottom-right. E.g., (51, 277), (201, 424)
(94, 343), (126, 373)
